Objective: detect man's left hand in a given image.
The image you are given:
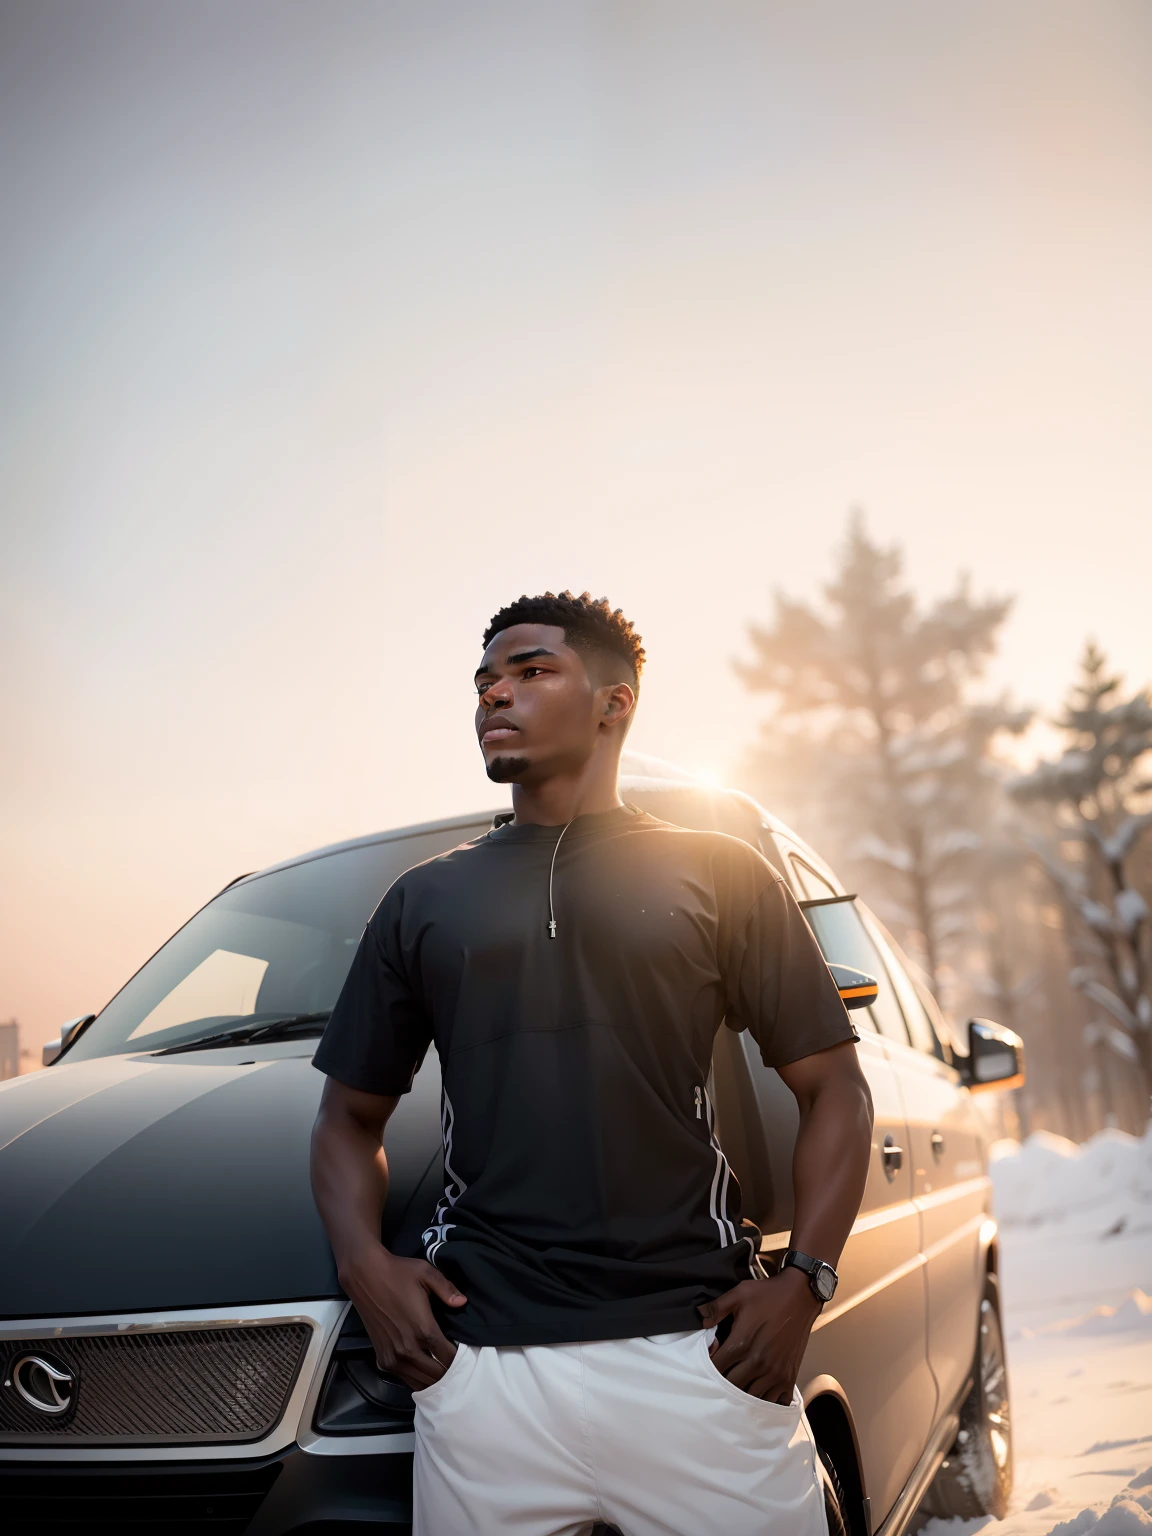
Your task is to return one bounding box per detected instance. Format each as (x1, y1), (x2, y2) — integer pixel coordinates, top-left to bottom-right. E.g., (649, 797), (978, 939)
(698, 1265), (823, 1404)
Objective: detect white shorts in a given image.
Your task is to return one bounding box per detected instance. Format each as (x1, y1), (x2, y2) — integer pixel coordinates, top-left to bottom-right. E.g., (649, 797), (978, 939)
(412, 1329), (828, 1536)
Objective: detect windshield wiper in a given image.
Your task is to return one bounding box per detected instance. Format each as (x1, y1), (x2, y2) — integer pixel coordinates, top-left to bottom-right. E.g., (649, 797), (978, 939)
(153, 1012), (332, 1056)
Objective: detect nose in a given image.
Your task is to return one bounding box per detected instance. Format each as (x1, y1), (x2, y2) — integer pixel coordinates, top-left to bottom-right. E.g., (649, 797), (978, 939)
(479, 678), (513, 710)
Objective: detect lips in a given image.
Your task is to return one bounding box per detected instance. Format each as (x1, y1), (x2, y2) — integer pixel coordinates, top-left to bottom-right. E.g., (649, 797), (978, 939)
(479, 723), (520, 745)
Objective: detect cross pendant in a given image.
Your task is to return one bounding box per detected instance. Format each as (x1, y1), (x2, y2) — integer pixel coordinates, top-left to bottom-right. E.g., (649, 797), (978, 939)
(548, 920), (557, 938)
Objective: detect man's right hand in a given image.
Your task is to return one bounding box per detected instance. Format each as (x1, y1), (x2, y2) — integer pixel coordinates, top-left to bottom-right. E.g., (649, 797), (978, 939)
(310, 1080), (468, 1391)
(340, 1245), (468, 1391)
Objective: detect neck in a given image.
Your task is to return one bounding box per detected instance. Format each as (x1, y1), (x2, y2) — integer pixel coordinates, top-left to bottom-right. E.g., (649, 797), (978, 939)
(508, 753), (623, 827)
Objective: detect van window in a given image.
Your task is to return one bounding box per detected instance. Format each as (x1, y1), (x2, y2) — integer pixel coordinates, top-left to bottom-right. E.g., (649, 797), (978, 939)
(799, 897), (912, 1043)
(862, 915), (944, 1059)
(892, 967), (944, 1059)
(912, 973), (954, 1063)
(789, 856), (838, 902)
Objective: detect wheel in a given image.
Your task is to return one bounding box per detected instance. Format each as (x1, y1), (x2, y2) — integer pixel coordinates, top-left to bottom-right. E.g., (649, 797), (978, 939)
(818, 1444), (851, 1536)
(923, 1276), (1013, 1520)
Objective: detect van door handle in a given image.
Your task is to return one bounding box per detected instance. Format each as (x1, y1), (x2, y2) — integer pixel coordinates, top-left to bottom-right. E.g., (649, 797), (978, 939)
(931, 1130), (946, 1160)
(882, 1135), (903, 1177)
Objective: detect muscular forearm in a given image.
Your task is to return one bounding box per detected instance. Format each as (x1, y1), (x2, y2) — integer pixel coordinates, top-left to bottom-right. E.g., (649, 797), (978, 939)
(787, 1070), (873, 1268)
(310, 1079), (466, 1388)
(310, 1095), (395, 1283)
(700, 1045), (873, 1400)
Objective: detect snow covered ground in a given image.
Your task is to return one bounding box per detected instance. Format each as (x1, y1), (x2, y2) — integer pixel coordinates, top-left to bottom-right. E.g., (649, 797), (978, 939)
(916, 1125), (1152, 1536)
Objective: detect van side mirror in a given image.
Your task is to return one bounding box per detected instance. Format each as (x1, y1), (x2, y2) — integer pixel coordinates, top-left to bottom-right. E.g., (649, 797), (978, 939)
(42, 1014), (95, 1067)
(960, 1018), (1025, 1092)
(827, 963), (879, 1012)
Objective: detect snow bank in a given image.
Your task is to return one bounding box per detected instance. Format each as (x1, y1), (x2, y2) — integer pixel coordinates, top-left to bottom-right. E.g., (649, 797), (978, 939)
(989, 1124), (1152, 1226)
(1021, 1290), (1152, 1338)
(1046, 1495), (1152, 1536)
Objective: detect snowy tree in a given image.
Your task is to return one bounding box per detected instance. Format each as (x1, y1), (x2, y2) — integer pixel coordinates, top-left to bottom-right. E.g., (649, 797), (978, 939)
(1009, 641), (1152, 1093)
(735, 513), (1028, 1012)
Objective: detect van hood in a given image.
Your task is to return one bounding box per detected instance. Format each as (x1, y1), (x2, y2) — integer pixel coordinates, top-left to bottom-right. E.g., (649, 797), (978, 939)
(0, 1051), (442, 1319)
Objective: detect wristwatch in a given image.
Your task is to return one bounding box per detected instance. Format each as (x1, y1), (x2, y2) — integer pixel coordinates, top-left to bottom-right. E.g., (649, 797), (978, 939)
(780, 1249), (839, 1303)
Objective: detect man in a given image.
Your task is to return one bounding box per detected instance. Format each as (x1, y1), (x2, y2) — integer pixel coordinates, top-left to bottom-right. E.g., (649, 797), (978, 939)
(311, 590), (874, 1536)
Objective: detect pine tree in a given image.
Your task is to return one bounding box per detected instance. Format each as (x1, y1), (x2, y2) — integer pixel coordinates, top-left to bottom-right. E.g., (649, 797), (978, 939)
(1009, 641), (1152, 1092)
(736, 513), (1026, 1009)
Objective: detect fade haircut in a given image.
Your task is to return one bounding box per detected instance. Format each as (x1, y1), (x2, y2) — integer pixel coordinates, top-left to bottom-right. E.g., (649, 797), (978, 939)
(483, 591), (645, 691)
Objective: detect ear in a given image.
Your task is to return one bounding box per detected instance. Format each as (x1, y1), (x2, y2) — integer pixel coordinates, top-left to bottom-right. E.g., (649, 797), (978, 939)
(598, 682), (636, 731)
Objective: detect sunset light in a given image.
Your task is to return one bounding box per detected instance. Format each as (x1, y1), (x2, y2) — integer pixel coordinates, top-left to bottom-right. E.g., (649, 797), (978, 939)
(1, 8), (1149, 1533)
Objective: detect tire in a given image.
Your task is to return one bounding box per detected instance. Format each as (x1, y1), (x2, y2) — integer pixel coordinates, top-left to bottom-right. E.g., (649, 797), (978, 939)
(818, 1444), (851, 1536)
(923, 1275), (1013, 1520)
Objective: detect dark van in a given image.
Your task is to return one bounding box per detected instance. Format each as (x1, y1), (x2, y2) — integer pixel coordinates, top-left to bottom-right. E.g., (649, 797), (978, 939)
(1, 772), (1022, 1535)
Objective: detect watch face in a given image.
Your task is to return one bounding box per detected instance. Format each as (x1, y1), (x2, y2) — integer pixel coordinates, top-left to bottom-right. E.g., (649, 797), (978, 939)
(815, 1265), (837, 1302)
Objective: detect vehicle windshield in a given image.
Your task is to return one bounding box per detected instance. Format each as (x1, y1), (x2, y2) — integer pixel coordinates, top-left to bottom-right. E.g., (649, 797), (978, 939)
(66, 833), (464, 1061)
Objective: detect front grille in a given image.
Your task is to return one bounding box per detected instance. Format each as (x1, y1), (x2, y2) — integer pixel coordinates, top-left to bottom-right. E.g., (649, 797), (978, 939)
(0, 1457), (282, 1534)
(0, 1323), (310, 1446)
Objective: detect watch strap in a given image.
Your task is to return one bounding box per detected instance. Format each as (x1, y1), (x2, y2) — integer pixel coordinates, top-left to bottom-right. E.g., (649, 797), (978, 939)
(781, 1249), (838, 1299)
(782, 1249), (821, 1276)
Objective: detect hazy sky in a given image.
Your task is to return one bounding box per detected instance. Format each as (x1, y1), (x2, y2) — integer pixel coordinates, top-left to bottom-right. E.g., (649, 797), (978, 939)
(2, 1), (1150, 1057)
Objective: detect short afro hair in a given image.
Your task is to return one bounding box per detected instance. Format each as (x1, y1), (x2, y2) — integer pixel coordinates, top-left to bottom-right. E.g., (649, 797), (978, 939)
(483, 591), (645, 689)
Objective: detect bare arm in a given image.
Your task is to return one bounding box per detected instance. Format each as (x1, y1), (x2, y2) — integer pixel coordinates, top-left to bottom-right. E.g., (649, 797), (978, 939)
(779, 1038), (874, 1269)
(699, 1039), (873, 1401)
(310, 1077), (467, 1389)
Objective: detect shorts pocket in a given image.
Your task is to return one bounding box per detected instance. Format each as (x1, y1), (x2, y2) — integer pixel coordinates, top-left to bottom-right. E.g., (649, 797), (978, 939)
(695, 1329), (805, 1418)
(411, 1341), (473, 1410)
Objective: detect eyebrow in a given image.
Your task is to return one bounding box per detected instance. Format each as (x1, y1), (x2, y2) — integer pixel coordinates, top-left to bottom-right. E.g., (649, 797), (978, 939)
(473, 647), (558, 680)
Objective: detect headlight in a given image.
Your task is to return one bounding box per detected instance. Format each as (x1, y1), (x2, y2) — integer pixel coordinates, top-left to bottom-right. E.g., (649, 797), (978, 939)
(314, 1311), (414, 1435)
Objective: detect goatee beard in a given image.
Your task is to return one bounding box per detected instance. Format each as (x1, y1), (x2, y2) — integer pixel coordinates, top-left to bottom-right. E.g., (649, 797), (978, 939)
(485, 753), (531, 783)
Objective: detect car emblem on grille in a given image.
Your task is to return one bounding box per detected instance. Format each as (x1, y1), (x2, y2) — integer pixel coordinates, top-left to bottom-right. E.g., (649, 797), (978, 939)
(6, 1352), (77, 1415)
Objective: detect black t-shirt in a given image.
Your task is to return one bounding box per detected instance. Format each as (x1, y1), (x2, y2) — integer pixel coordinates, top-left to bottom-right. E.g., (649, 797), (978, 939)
(313, 804), (857, 1346)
